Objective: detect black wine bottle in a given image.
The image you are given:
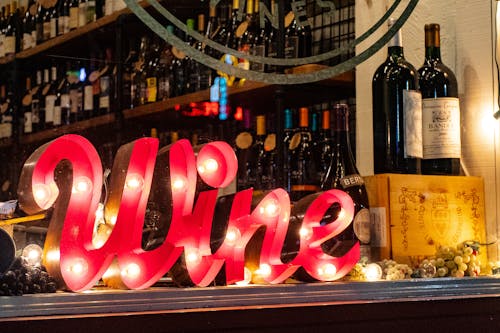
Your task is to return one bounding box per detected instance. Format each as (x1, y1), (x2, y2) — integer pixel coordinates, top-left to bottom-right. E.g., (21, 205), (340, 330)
(372, 18), (422, 174)
(321, 103), (372, 260)
(418, 23), (461, 175)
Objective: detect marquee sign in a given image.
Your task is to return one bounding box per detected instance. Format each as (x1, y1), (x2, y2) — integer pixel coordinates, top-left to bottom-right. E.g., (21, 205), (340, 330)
(17, 135), (358, 292)
(124, 0), (420, 84)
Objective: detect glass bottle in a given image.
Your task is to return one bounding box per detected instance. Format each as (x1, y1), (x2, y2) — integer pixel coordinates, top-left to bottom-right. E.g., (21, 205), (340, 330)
(248, 114), (266, 194)
(31, 69), (42, 132)
(82, 57), (94, 119)
(58, 0), (70, 35)
(22, 76), (32, 134)
(289, 107), (320, 202)
(235, 108), (254, 191)
(44, 65), (58, 128)
(372, 18), (422, 174)
(157, 28), (173, 101)
(317, 108), (332, 185)
(3, 3), (17, 56)
(144, 38), (159, 103)
(282, 108), (294, 192)
(320, 103), (372, 260)
(99, 47), (114, 114)
(418, 23), (461, 175)
(22, 0), (37, 50)
(59, 62), (71, 125)
(69, 0), (78, 30)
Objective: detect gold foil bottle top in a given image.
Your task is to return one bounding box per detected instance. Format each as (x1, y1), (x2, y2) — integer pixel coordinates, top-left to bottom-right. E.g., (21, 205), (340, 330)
(256, 115), (266, 136)
(150, 128), (158, 138)
(322, 110), (330, 130)
(425, 23), (440, 48)
(246, 0), (254, 14)
(209, 5), (216, 18)
(299, 107), (309, 127)
(233, 0), (239, 10)
(198, 14), (205, 32)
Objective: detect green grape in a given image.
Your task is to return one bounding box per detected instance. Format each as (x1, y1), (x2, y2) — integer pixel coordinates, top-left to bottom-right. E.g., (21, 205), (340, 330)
(446, 260), (456, 269)
(454, 256), (463, 265)
(462, 255), (470, 264)
(436, 258), (445, 267)
(464, 247), (474, 256)
(459, 263), (468, 272)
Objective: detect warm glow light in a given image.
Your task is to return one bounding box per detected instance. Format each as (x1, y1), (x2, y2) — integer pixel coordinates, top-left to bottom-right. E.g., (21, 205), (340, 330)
(317, 263), (337, 280)
(22, 244), (43, 266)
(197, 158), (219, 175)
(259, 199), (280, 217)
(225, 226), (241, 246)
(363, 263), (383, 281)
(186, 249), (202, 265)
(125, 174), (144, 191)
(33, 182), (58, 209)
(255, 263), (272, 278)
(299, 227), (313, 240)
(235, 267), (252, 286)
(121, 263), (141, 279)
(172, 177), (187, 191)
(109, 215), (117, 225)
(338, 208), (345, 220)
(95, 203), (104, 220)
(67, 258), (89, 276)
(46, 250), (60, 262)
(72, 176), (93, 194)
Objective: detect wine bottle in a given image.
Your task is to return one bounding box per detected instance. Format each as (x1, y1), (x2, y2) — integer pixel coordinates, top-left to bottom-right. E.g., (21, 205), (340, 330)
(249, 0), (266, 72)
(132, 35), (148, 106)
(145, 39), (159, 103)
(78, 0), (87, 27)
(31, 69), (42, 132)
(22, 0), (37, 50)
(372, 18), (422, 174)
(39, 67), (51, 129)
(60, 62), (71, 125)
(282, 108), (294, 192)
(224, 0), (241, 50)
(248, 114), (266, 194)
(0, 85), (7, 139)
(35, 3), (44, 43)
(235, 108), (254, 191)
(82, 57), (95, 119)
(316, 108), (332, 184)
(418, 23), (461, 175)
(68, 62), (83, 122)
(320, 103), (372, 260)
(0, 7), (5, 58)
(58, 0), (70, 35)
(69, 0), (78, 30)
(171, 23), (189, 97)
(289, 107), (320, 202)
(44, 65), (58, 128)
(22, 76), (33, 134)
(99, 48), (114, 114)
(122, 39), (138, 108)
(157, 29), (173, 101)
(42, 2), (51, 41)
(49, 1), (58, 39)
(3, 3), (17, 56)
(1, 85), (13, 140)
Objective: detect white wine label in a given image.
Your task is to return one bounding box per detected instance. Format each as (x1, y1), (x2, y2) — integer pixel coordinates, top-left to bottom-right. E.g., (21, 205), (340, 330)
(264, 134), (276, 151)
(235, 132), (253, 149)
(69, 7), (79, 29)
(60, 94), (70, 108)
(84, 85), (94, 111)
(4, 36), (15, 55)
(422, 97), (461, 159)
(99, 96), (110, 109)
(45, 95), (56, 123)
(23, 32), (34, 50)
(369, 207), (387, 247)
(403, 90), (423, 158)
(50, 18), (57, 38)
(24, 112), (33, 133)
(53, 106), (62, 126)
(339, 174), (364, 189)
(353, 208), (371, 244)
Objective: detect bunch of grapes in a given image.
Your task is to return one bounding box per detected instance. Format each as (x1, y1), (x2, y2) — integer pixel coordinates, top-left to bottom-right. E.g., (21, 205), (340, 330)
(427, 242), (481, 278)
(378, 259), (413, 280)
(0, 257), (57, 296)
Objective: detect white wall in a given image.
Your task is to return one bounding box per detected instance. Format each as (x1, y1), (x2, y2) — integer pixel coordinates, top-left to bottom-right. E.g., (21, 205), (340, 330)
(356, 0), (499, 261)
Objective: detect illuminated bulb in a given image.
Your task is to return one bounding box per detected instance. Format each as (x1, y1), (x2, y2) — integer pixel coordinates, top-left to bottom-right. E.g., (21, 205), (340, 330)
(235, 267), (253, 286)
(185, 249), (201, 265)
(255, 263), (272, 278)
(72, 176), (92, 194)
(172, 177), (187, 191)
(363, 263), (383, 281)
(22, 244), (43, 266)
(109, 215), (117, 225)
(317, 263), (337, 280)
(338, 208), (345, 220)
(125, 174), (144, 191)
(121, 263), (141, 279)
(33, 183), (58, 209)
(67, 258), (88, 276)
(95, 203), (104, 220)
(225, 226), (241, 246)
(259, 199), (280, 218)
(198, 158), (219, 174)
(299, 227), (313, 240)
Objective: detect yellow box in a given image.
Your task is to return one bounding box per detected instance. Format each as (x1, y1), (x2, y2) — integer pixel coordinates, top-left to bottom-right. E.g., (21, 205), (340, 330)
(365, 174), (488, 267)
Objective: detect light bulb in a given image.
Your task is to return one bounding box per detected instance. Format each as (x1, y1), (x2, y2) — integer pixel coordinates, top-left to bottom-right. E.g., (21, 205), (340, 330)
(299, 227), (313, 240)
(72, 176), (92, 194)
(259, 199), (280, 218)
(22, 244), (43, 266)
(225, 226), (241, 246)
(121, 263), (141, 279)
(198, 158), (219, 174)
(33, 182), (58, 209)
(67, 258), (88, 276)
(45, 250), (60, 262)
(317, 263), (337, 280)
(125, 174), (144, 191)
(255, 263), (272, 278)
(363, 263), (383, 281)
(185, 249), (201, 265)
(95, 203), (104, 220)
(172, 177), (187, 191)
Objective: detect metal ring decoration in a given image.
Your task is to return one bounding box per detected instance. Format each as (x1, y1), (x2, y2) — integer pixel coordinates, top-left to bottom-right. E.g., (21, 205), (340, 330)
(124, 0), (420, 85)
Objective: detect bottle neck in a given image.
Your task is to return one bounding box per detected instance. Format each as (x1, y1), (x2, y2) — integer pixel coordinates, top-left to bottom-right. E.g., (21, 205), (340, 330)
(425, 45), (441, 62)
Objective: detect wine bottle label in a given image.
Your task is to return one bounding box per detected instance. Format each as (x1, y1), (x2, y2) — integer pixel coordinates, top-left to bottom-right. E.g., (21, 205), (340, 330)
(79, 4), (87, 27)
(43, 21), (51, 40)
(23, 32), (34, 50)
(31, 30), (37, 46)
(172, 47), (186, 60)
(31, 99), (40, 124)
(24, 112), (33, 133)
(4, 36), (15, 55)
(3, 123), (12, 138)
(50, 18), (57, 38)
(353, 208), (371, 244)
(42, 84), (51, 96)
(146, 77), (157, 102)
(60, 94), (70, 108)
(0, 35), (5, 58)
(235, 132), (253, 149)
(0, 103), (7, 114)
(422, 97), (461, 159)
(45, 95), (56, 123)
(339, 174), (365, 189)
(99, 96), (110, 109)
(105, 0), (114, 15)
(403, 90), (423, 158)
(289, 132), (311, 150)
(69, 7), (79, 29)
(285, 36), (299, 59)
(84, 85), (94, 111)
(264, 134), (276, 151)
(88, 70), (100, 83)
(22, 93), (32, 106)
(69, 89), (79, 114)
(369, 207), (388, 247)
(53, 106), (61, 126)
(250, 45), (265, 72)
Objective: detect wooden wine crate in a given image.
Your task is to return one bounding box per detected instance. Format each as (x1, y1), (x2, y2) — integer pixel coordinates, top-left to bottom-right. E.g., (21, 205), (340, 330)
(364, 174), (488, 267)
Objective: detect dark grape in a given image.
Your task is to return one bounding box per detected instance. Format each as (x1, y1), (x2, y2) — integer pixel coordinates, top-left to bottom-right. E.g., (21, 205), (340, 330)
(32, 284), (41, 293)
